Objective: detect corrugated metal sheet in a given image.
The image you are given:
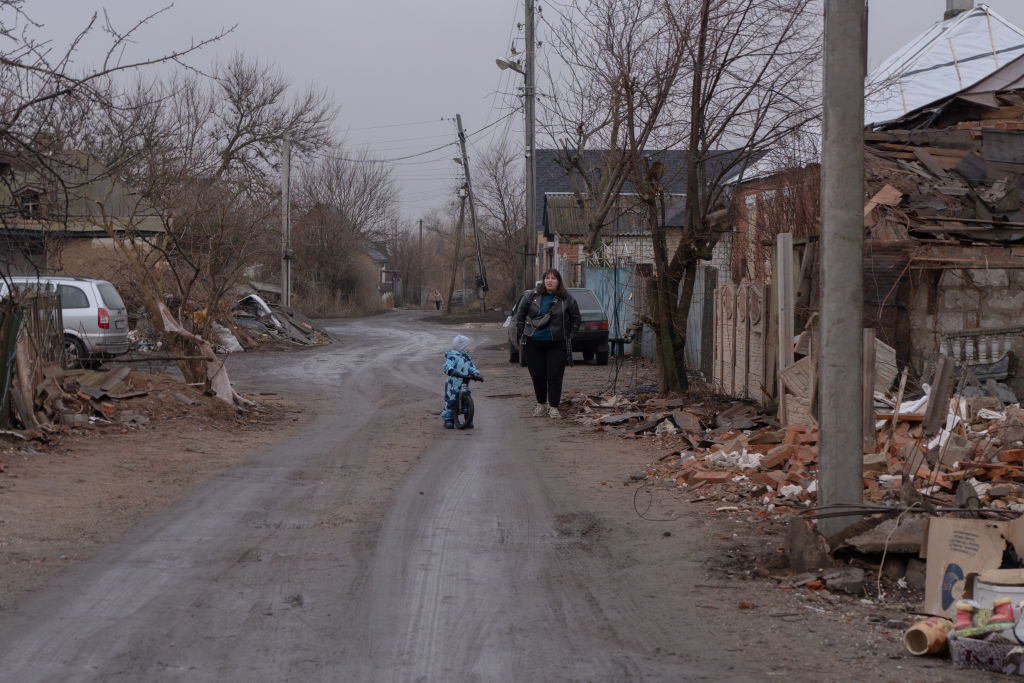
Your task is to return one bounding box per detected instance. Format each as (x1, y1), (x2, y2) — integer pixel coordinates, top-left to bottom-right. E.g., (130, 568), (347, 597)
(684, 265), (717, 379)
(584, 263), (639, 355)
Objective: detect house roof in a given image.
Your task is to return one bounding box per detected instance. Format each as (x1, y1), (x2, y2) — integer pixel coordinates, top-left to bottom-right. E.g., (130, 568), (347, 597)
(537, 147), (747, 236)
(877, 52), (1024, 130)
(535, 149), (692, 234)
(544, 192), (687, 238)
(865, 4), (1024, 127)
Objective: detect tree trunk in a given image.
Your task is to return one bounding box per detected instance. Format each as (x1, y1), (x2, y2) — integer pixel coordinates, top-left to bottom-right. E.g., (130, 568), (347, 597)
(646, 198), (689, 394)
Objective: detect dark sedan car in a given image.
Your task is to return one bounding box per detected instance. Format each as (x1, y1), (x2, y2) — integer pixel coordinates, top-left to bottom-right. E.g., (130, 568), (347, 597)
(505, 287), (610, 365)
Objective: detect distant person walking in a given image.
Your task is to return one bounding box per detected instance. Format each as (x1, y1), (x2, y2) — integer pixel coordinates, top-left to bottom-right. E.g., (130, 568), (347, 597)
(432, 288), (442, 311)
(515, 269), (580, 418)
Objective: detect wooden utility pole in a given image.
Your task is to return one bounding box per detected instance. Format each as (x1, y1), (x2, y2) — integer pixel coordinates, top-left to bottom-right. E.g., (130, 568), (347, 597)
(455, 113), (488, 311)
(445, 192), (467, 314)
(280, 138), (292, 308)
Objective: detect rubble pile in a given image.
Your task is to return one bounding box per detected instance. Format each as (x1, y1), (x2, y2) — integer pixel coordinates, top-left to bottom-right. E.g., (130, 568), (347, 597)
(231, 294), (331, 348)
(568, 384), (1024, 516)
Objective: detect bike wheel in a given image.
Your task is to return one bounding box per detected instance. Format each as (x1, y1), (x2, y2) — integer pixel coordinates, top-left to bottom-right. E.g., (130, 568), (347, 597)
(454, 388), (474, 429)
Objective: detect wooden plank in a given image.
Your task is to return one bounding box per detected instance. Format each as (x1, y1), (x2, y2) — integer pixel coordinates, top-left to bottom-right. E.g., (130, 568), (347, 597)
(870, 184), (903, 206)
(863, 329), (876, 453)
(923, 356), (955, 438)
(910, 244), (1024, 269)
(776, 233), (794, 374)
(874, 338), (897, 394)
(880, 368), (909, 455)
(875, 412), (923, 422)
(913, 148), (947, 178)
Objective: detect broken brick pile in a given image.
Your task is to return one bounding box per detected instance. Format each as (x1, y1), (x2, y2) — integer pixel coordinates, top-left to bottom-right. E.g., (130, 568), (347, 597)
(568, 389), (1024, 516)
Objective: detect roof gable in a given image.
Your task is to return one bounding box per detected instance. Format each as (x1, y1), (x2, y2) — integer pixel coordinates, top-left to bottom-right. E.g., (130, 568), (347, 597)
(866, 4), (1024, 126)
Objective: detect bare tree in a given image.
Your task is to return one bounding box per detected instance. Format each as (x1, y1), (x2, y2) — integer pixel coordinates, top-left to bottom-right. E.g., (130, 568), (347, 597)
(0, 2), (231, 272)
(290, 150), (398, 313)
(472, 140), (526, 304)
(545, 0), (821, 392)
(65, 55), (336, 386)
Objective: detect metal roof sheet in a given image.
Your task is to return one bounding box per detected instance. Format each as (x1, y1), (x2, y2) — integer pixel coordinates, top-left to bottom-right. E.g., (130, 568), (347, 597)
(866, 4), (1024, 126)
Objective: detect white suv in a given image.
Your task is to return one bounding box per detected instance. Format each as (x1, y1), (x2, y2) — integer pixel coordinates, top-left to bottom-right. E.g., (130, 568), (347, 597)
(3, 275), (130, 368)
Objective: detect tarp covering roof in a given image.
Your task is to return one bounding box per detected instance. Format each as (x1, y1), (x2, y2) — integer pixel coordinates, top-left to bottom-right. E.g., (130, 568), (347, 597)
(865, 4), (1024, 126)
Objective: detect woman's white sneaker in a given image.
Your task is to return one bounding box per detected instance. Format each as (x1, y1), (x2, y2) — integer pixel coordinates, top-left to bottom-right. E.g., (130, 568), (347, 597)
(532, 404), (548, 417)
(548, 406), (561, 418)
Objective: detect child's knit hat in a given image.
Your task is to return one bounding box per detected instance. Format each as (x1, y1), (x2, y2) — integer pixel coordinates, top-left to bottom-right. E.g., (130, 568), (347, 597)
(452, 335), (471, 353)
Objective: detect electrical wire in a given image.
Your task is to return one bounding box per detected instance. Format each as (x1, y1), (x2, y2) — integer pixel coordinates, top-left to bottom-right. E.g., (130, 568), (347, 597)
(342, 118), (447, 132)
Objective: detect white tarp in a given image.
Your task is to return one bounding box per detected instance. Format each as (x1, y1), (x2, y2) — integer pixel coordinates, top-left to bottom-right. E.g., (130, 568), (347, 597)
(866, 4), (1024, 126)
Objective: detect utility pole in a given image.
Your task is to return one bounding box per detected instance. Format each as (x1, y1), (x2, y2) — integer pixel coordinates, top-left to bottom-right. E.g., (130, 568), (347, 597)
(280, 137), (292, 308)
(525, 0), (537, 290)
(455, 113), (488, 311)
(418, 218), (424, 305)
(445, 190), (467, 314)
(818, 0), (866, 537)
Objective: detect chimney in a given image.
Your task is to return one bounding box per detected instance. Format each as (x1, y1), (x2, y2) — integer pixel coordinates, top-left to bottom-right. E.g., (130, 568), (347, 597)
(945, 0), (973, 20)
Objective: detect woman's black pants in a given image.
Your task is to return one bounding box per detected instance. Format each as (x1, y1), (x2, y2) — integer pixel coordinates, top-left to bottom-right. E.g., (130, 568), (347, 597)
(525, 339), (566, 408)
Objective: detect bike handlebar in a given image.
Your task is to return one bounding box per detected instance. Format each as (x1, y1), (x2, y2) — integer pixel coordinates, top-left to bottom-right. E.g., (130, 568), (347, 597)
(448, 371), (484, 381)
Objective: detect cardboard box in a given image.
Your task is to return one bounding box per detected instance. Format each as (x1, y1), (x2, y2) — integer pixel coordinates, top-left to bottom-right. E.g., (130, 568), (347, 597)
(922, 517), (1024, 617)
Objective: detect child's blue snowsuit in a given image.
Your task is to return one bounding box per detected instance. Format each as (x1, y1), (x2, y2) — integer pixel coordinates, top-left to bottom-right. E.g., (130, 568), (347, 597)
(442, 349), (480, 423)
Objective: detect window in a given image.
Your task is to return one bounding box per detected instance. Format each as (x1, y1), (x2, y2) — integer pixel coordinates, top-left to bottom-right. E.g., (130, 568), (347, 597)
(17, 189), (42, 219)
(58, 285), (89, 309)
(97, 283), (125, 309)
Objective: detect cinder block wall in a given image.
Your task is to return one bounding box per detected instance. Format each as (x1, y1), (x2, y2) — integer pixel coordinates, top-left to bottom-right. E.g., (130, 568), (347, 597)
(909, 267), (1024, 394)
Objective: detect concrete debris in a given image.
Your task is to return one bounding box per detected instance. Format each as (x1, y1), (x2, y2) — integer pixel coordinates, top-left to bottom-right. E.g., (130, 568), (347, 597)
(822, 567), (866, 595)
(568, 377), (1024, 516)
(785, 518), (832, 573)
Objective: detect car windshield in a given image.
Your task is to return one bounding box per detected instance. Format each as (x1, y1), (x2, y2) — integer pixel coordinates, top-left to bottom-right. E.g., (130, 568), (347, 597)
(97, 283), (125, 309)
(570, 289), (602, 312)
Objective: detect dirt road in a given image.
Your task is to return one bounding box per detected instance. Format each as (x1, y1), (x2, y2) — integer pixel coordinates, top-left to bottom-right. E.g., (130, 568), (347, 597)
(0, 310), (985, 681)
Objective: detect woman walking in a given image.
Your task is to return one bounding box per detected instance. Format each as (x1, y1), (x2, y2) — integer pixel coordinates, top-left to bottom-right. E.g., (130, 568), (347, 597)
(515, 269), (581, 418)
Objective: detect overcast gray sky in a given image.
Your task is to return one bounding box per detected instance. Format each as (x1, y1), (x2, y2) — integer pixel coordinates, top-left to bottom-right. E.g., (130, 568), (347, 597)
(24, 1), (1024, 224)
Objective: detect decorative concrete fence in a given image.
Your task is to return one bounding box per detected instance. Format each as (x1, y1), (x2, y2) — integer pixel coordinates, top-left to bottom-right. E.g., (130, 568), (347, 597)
(714, 279), (769, 402)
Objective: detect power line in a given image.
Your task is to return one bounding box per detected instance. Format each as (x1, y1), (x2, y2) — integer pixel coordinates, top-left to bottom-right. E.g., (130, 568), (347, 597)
(342, 118), (448, 132)
(314, 111), (517, 165)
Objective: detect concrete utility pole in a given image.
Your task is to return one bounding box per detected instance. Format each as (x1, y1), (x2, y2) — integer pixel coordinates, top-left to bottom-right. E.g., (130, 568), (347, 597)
(281, 137), (292, 308)
(525, 0), (537, 290)
(455, 113), (488, 311)
(818, 0), (866, 537)
(445, 190), (467, 314)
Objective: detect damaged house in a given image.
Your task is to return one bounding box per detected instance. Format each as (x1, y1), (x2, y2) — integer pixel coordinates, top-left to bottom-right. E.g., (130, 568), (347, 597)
(0, 149), (164, 277)
(714, 2), (1024, 413)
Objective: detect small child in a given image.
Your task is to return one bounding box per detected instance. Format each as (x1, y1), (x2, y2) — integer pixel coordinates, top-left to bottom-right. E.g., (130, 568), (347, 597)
(442, 334), (481, 429)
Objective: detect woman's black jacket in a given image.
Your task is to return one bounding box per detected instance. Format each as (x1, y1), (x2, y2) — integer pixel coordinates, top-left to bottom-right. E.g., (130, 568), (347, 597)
(515, 290), (582, 347)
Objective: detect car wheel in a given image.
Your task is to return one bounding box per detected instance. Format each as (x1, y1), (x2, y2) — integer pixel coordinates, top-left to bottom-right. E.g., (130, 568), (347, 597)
(508, 342), (519, 364)
(582, 349), (594, 362)
(63, 335), (87, 370)
(596, 350), (609, 365)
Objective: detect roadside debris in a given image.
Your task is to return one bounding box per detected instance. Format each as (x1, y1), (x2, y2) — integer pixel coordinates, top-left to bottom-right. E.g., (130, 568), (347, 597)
(231, 294), (332, 348)
(567, 369), (1024, 674)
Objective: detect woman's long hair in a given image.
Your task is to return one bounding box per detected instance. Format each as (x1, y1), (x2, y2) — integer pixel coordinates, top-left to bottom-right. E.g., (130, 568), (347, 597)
(535, 268), (570, 299)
